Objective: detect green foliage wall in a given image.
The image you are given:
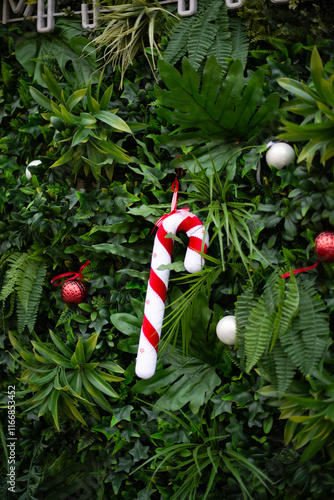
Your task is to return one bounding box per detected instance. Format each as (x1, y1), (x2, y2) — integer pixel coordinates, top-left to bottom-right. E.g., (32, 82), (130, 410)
(1, 3), (334, 499)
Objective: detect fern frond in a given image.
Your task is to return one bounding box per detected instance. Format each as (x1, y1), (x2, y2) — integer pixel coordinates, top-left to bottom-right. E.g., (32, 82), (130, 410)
(162, 17), (195, 66)
(56, 306), (77, 327)
(235, 287), (256, 363)
(3, 294), (15, 320)
(245, 296), (273, 372)
(206, 3), (232, 78)
(25, 265), (46, 333)
(263, 270), (282, 317)
(224, 347), (240, 369)
(273, 343), (296, 393)
(17, 300), (27, 335)
(273, 274), (299, 350)
(280, 279), (330, 376)
(187, 0), (221, 70)
(229, 18), (249, 70)
(77, 432), (96, 452)
(263, 272), (300, 353)
(228, 262), (248, 279)
(16, 259), (41, 311)
(0, 253), (28, 302)
(295, 280), (329, 374)
(282, 247), (298, 266)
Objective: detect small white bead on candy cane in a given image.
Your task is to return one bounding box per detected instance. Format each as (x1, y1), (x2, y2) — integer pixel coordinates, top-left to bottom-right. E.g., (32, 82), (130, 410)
(135, 209), (209, 379)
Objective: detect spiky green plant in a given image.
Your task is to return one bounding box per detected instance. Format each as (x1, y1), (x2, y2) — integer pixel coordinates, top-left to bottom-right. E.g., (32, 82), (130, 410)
(133, 407), (272, 500)
(9, 331), (124, 431)
(30, 66), (133, 180)
(92, 0), (177, 86)
(277, 47), (334, 168)
(260, 368), (334, 462)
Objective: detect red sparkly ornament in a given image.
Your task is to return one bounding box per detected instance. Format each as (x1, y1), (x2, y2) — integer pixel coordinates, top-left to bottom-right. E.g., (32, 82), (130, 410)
(314, 231), (334, 262)
(51, 260), (90, 304)
(61, 280), (87, 305)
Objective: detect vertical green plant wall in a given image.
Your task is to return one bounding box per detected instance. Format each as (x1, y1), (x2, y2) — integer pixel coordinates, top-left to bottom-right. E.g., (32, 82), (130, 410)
(1, 2), (334, 499)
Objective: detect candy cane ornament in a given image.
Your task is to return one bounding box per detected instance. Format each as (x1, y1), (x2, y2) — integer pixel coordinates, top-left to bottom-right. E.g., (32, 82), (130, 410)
(135, 208), (209, 379)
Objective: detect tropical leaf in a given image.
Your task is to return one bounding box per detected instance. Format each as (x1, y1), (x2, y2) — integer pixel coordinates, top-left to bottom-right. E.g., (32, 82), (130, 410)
(133, 345), (221, 414)
(154, 56), (280, 169)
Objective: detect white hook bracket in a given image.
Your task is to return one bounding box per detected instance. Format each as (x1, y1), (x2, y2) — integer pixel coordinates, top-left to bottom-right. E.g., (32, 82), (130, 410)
(225, 0), (244, 9)
(37, 0), (55, 33)
(81, 1), (100, 30)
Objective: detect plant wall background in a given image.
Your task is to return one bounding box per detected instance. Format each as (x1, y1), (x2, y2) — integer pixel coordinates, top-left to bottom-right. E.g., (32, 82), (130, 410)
(1, 1), (334, 499)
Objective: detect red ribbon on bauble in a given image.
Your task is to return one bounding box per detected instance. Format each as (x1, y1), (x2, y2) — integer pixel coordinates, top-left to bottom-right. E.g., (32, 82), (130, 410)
(281, 231), (334, 279)
(51, 261), (90, 304)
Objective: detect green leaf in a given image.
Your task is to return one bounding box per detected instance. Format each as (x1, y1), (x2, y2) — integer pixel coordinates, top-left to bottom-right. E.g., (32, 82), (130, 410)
(133, 346), (220, 414)
(85, 370), (119, 399)
(71, 127), (91, 147)
(245, 297), (273, 372)
(154, 55), (279, 168)
(93, 111), (132, 133)
(49, 331), (73, 359)
(50, 148), (75, 168)
(100, 84), (113, 110)
(75, 337), (86, 364)
(84, 333), (99, 361)
(92, 243), (151, 264)
(66, 88), (87, 111)
(110, 313), (142, 336)
(29, 87), (53, 112)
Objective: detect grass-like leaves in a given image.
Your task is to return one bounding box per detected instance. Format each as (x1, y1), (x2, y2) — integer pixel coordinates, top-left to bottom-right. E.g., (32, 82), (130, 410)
(9, 331), (124, 431)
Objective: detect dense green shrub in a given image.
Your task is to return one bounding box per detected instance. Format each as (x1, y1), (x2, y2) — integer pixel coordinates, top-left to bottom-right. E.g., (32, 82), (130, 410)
(1, 3), (334, 499)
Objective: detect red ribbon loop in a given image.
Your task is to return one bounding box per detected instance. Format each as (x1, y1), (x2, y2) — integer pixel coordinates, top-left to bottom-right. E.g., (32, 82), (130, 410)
(280, 260), (319, 279)
(150, 169), (188, 235)
(51, 260), (90, 286)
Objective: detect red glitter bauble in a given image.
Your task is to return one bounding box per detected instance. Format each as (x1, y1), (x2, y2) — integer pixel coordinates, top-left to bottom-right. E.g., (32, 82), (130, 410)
(314, 231), (334, 262)
(61, 280), (87, 304)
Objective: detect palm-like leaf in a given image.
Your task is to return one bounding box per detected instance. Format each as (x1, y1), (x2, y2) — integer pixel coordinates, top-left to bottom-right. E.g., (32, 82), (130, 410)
(154, 56), (280, 170)
(278, 47), (334, 168)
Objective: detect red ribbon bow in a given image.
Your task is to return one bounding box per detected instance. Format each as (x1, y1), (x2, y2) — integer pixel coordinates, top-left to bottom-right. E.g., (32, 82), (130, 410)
(51, 260), (90, 286)
(151, 171), (188, 234)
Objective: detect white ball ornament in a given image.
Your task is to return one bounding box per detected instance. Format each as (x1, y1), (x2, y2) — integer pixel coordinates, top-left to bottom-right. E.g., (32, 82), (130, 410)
(216, 315), (237, 345)
(265, 142), (296, 170)
(25, 160), (42, 180)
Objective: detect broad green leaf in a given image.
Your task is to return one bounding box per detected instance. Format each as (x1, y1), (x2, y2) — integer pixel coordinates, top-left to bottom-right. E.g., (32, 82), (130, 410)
(42, 66), (67, 103)
(133, 346), (220, 414)
(100, 84), (113, 110)
(92, 243), (151, 264)
(85, 370), (119, 398)
(49, 331), (73, 359)
(75, 337), (86, 364)
(94, 111), (132, 133)
(48, 389), (61, 431)
(84, 333), (99, 361)
(29, 87), (53, 112)
(86, 79), (100, 113)
(71, 127), (91, 147)
(50, 148), (74, 168)
(110, 313), (142, 336)
(66, 88), (87, 111)
(154, 56), (280, 169)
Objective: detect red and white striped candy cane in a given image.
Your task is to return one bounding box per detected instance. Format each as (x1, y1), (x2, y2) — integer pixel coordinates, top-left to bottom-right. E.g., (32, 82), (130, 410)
(135, 209), (209, 379)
